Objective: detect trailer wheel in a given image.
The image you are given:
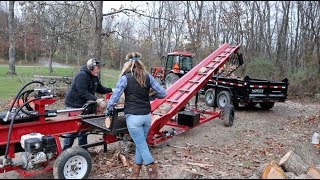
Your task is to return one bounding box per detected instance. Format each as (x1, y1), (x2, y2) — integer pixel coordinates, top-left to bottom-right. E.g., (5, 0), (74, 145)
(165, 73), (180, 88)
(53, 147), (92, 179)
(222, 104), (235, 127)
(259, 102), (275, 110)
(217, 91), (232, 109)
(204, 88), (215, 107)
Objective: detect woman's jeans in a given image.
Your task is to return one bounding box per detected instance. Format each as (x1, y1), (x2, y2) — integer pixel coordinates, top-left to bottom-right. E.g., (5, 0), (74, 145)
(126, 113), (154, 165)
(63, 106), (88, 150)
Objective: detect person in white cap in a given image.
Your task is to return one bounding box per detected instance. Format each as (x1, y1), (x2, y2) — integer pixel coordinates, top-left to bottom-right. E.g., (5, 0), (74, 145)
(63, 58), (112, 150)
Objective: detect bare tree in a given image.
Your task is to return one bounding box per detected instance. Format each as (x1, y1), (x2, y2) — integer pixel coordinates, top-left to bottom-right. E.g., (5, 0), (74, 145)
(89, 1), (103, 61)
(7, 1), (16, 75)
(275, 1), (290, 77)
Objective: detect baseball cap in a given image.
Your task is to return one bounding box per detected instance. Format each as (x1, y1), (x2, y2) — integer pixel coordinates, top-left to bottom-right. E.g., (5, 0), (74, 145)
(87, 58), (105, 67)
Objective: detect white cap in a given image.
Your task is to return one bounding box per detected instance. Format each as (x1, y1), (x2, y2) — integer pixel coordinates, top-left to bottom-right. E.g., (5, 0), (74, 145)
(86, 58), (105, 70)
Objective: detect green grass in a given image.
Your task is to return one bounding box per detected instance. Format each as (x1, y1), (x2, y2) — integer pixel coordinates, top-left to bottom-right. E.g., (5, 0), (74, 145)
(0, 65), (120, 100)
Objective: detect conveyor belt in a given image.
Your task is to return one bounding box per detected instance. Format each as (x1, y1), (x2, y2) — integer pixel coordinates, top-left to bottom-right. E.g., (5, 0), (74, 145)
(148, 43), (241, 144)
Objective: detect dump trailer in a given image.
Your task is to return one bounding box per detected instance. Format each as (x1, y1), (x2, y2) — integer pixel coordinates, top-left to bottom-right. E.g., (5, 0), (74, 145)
(201, 75), (289, 110)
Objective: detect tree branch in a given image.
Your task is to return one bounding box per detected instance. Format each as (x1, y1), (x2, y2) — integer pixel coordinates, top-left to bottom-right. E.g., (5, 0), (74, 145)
(103, 8), (183, 23)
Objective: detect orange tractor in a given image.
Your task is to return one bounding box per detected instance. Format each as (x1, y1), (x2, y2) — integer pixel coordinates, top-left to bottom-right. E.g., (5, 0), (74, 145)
(150, 51), (194, 88)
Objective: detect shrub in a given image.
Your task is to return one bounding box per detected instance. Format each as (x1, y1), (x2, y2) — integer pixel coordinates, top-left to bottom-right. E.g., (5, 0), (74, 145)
(288, 65), (320, 96)
(245, 57), (276, 79)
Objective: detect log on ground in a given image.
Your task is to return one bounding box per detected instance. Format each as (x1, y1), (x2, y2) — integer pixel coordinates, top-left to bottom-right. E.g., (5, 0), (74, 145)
(293, 142), (320, 166)
(261, 160), (286, 179)
(278, 150), (308, 175)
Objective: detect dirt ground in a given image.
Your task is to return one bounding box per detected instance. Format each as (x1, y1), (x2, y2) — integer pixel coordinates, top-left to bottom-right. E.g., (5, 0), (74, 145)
(1, 95), (320, 179)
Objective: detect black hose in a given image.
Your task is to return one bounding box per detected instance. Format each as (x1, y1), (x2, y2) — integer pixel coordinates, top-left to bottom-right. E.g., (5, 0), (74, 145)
(15, 90), (35, 114)
(22, 89), (35, 111)
(6, 81), (44, 118)
(3, 81), (44, 163)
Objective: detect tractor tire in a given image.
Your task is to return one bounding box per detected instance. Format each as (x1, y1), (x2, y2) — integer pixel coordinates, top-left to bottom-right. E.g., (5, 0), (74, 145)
(53, 147), (92, 179)
(222, 104), (235, 127)
(259, 102), (275, 110)
(204, 88), (215, 107)
(217, 90), (232, 109)
(165, 73), (180, 89)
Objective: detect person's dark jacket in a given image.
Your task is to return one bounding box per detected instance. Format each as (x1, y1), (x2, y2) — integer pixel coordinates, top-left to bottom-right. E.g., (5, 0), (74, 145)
(65, 65), (112, 108)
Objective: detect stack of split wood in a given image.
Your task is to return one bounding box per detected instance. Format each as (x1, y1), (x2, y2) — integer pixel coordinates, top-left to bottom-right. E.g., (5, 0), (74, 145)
(258, 142), (320, 179)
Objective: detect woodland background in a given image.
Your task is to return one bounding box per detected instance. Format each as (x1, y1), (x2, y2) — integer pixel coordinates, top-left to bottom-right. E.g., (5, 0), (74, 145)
(0, 1), (319, 97)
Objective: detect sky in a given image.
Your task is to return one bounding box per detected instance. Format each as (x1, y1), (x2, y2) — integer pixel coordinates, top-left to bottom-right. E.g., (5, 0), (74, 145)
(103, 1), (139, 14)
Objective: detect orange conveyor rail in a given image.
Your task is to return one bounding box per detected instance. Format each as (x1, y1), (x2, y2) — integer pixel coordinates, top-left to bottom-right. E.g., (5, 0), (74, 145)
(148, 43), (241, 145)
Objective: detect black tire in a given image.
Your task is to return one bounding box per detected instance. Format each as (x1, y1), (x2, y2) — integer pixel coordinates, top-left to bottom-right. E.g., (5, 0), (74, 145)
(222, 104), (235, 127)
(165, 73), (180, 89)
(233, 102), (240, 110)
(53, 147), (92, 179)
(204, 88), (215, 107)
(259, 102), (275, 110)
(217, 90), (232, 109)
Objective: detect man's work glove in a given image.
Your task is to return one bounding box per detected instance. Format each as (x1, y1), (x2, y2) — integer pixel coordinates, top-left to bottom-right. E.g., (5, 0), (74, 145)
(96, 98), (107, 109)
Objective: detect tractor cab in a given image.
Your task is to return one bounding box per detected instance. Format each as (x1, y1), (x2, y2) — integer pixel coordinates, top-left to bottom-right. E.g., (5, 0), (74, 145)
(150, 51), (194, 88)
(164, 52), (194, 88)
(165, 52), (193, 75)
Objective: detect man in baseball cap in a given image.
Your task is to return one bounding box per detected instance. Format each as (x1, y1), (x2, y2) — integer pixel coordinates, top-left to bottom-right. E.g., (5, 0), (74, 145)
(63, 57), (111, 151)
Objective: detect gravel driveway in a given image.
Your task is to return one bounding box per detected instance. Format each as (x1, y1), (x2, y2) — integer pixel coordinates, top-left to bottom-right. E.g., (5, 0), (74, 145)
(1, 97), (319, 179)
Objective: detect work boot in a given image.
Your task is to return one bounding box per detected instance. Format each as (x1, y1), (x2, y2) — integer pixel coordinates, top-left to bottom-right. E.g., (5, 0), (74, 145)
(128, 163), (142, 179)
(147, 163), (159, 179)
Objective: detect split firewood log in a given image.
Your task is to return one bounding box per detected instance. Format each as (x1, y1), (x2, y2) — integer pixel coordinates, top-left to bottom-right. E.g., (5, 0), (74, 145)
(154, 104), (173, 114)
(293, 142), (320, 166)
(198, 67), (207, 74)
(278, 150), (308, 175)
(105, 116), (112, 128)
(186, 162), (213, 168)
(118, 153), (130, 167)
(170, 167), (204, 179)
(261, 160), (286, 179)
(307, 166), (320, 179)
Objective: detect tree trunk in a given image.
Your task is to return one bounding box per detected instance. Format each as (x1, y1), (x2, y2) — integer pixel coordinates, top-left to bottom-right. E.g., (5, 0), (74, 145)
(8, 1), (16, 75)
(91, 1), (103, 60)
